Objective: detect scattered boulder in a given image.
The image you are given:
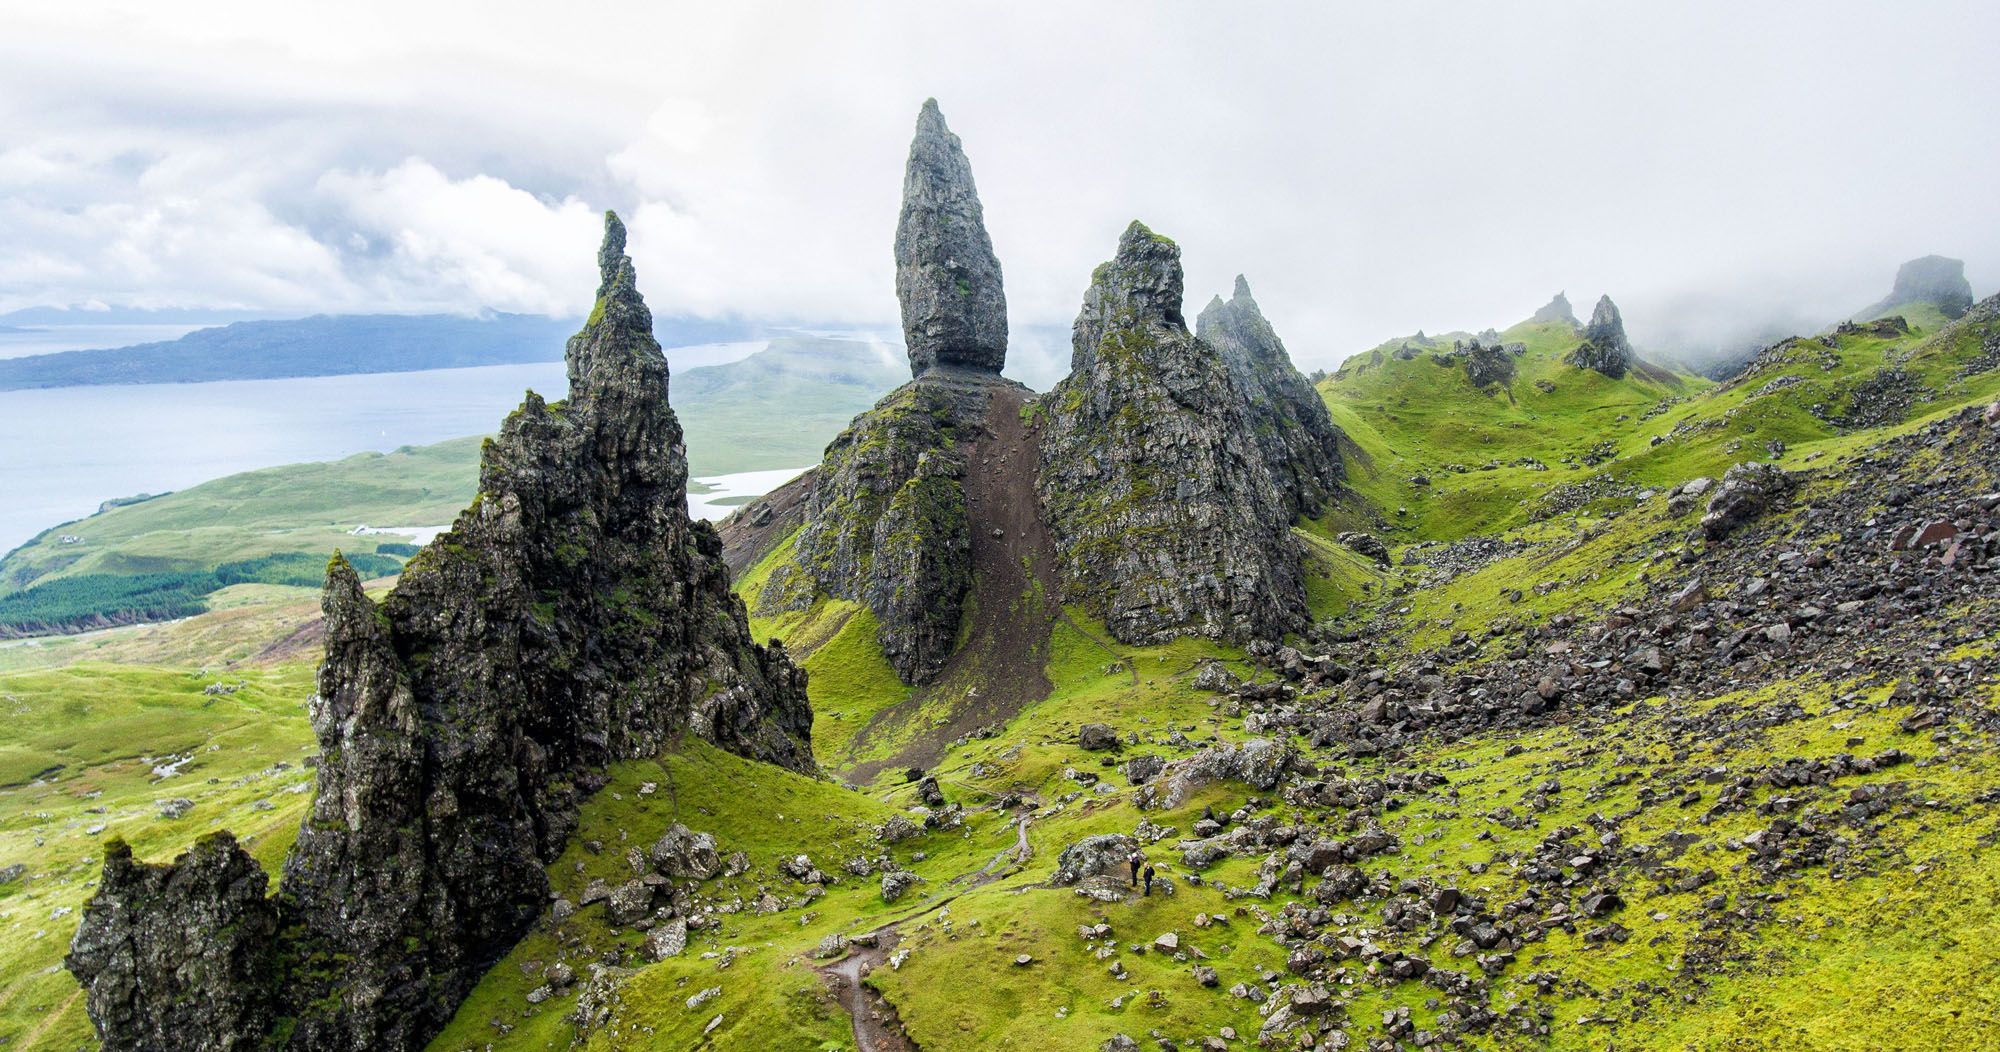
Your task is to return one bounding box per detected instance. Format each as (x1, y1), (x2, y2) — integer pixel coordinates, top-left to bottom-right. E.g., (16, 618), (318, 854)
(1700, 462), (1795, 541)
(649, 825), (723, 880)
(643, 918), (688, 961)
(1078, 723), (1119, 751)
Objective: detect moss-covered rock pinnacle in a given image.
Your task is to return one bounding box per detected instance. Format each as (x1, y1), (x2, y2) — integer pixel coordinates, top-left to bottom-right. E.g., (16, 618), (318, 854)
(895, 98), (1008, 376)
(67, 212), (813, 1052)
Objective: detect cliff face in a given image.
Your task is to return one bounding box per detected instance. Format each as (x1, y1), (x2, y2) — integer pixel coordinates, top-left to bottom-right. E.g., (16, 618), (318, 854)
(67, 213), (813, 1052)
(1194, 276), (1347, 518)
(1567, 294), (1633, 378)
(1036, 222), (1306, 645)
(788, 374), (988, 683)
(895, 99), (1008, 376)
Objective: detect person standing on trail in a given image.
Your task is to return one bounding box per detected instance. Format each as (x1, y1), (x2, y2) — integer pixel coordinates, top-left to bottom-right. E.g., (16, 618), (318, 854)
(1142, 862), (1156, 896)
(1128, 850), (1144, 887)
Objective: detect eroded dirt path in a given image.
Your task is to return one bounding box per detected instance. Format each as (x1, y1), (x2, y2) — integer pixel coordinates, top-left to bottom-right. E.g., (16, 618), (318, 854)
(847, 385), (1059, 783)
(818, 814), (1033, 1052)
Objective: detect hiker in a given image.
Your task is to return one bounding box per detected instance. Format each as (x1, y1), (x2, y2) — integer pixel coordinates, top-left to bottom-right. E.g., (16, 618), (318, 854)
(1142, 862), (1156, 897)
(1128, 849), (1143, 887)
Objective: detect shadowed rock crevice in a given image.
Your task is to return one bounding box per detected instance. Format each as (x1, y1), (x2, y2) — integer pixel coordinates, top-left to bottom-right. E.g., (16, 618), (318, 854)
(67, 212), (813, 1052)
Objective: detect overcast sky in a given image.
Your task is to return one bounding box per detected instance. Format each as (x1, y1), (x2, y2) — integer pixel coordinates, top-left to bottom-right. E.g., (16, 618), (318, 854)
(2, 1), (1996, 369)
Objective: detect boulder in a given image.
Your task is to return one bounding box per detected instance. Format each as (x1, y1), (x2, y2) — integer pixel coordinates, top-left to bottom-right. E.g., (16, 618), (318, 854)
(1051, 834), (1140, 886)
(649, 824), (723, 880)
(1079, 723), (1119, 751)
(1700, 462), (1795, 541)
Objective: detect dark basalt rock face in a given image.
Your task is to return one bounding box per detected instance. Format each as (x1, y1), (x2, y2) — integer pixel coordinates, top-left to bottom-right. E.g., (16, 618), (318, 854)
(1530, 291), (1579, 327)
(787, 371), (1011, 683)
(66, 835), (279, 1052)
(1037, 222), (1305, 645)
(1864, 255), (1975, 321)
(1567, 295), (1633, 378)
(67, 213), (813, 1052)
(895, 99), (1007, 376)
(1195, 276), (1347, 518)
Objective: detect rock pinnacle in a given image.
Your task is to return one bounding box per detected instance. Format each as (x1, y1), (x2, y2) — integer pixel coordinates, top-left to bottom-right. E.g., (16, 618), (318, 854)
(895, 99), (1007, 376)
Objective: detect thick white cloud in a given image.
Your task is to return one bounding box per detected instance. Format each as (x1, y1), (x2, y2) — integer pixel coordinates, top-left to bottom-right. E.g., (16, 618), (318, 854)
(0, 0), (1996, 365)
(318, 161), (601, 315)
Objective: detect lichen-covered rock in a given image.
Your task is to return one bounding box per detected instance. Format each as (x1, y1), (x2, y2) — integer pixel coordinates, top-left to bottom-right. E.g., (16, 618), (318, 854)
(1864, 255), (1975, 320)
(1700, 461), (1796, 541)
(69, 213), (813, 1052)
(1051, 833), (1141, 885)
(1567, 295), (1633, 378)
(1135, 738), (1306, 810)
(895, 99), (1007, 375)
(1194, 276), (1346, 517)
(65, 835), (278, 1052)
(649, 823), (723, 880)
(1530, 291), (1579, 327)
(1037, 222), (1306, 645)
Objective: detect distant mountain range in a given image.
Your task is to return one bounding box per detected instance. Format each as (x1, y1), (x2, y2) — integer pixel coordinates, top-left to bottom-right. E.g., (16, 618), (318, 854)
(0, 311), (767, 390)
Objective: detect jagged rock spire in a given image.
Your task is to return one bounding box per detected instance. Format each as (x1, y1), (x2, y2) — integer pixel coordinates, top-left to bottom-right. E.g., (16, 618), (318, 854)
(895, 98), (1007, 376)
(1567, 294), (1633, 378)
(1530, 291), (1579, 327)
(69, 215), (813, 1052)
(1195, 274), (1347, 518)
(1039, 222), (1305, 645)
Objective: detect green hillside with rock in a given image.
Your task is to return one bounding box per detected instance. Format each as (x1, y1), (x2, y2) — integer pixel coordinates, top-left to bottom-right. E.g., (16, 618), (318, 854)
(7, 96), (1997, 1052)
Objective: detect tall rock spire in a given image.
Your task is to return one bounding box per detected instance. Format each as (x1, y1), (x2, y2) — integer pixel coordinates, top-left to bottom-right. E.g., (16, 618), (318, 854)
(68, 212), (813, 1052)
(1566, 294), (1633, 378)
(1530, 290), (1579, 327)
(895, 99), (1008, 376)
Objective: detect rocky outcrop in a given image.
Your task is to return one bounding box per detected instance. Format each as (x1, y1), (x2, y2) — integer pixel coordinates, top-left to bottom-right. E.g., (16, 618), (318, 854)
(1566, 295), (1633, 378)
(784, 104), (1033, 684)
(895, 99), (1007, 376)
(1530, 292), (1579, 327)
(1037, 222), (1306, 646)
(1461, 339), (1517, 389)
(68, 213), (813, 1052)
(1862, 255), (1975, 321)
(66, 835), (279, 1052)
(784, 357), (1025, 684)
(1195, 276), (1346, 517)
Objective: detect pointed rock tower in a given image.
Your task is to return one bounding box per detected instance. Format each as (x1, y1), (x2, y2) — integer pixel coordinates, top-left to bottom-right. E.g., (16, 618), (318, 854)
(1195, 275), (1346, 518)
(1037, 223), (1306, 645)
(895, 98), (1008, 375)
(68, 213), (813, 1052)
(782, 100), (1033, 685)
(1566, 294), (1633, 378)
(1530, 291), (1579, 327)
